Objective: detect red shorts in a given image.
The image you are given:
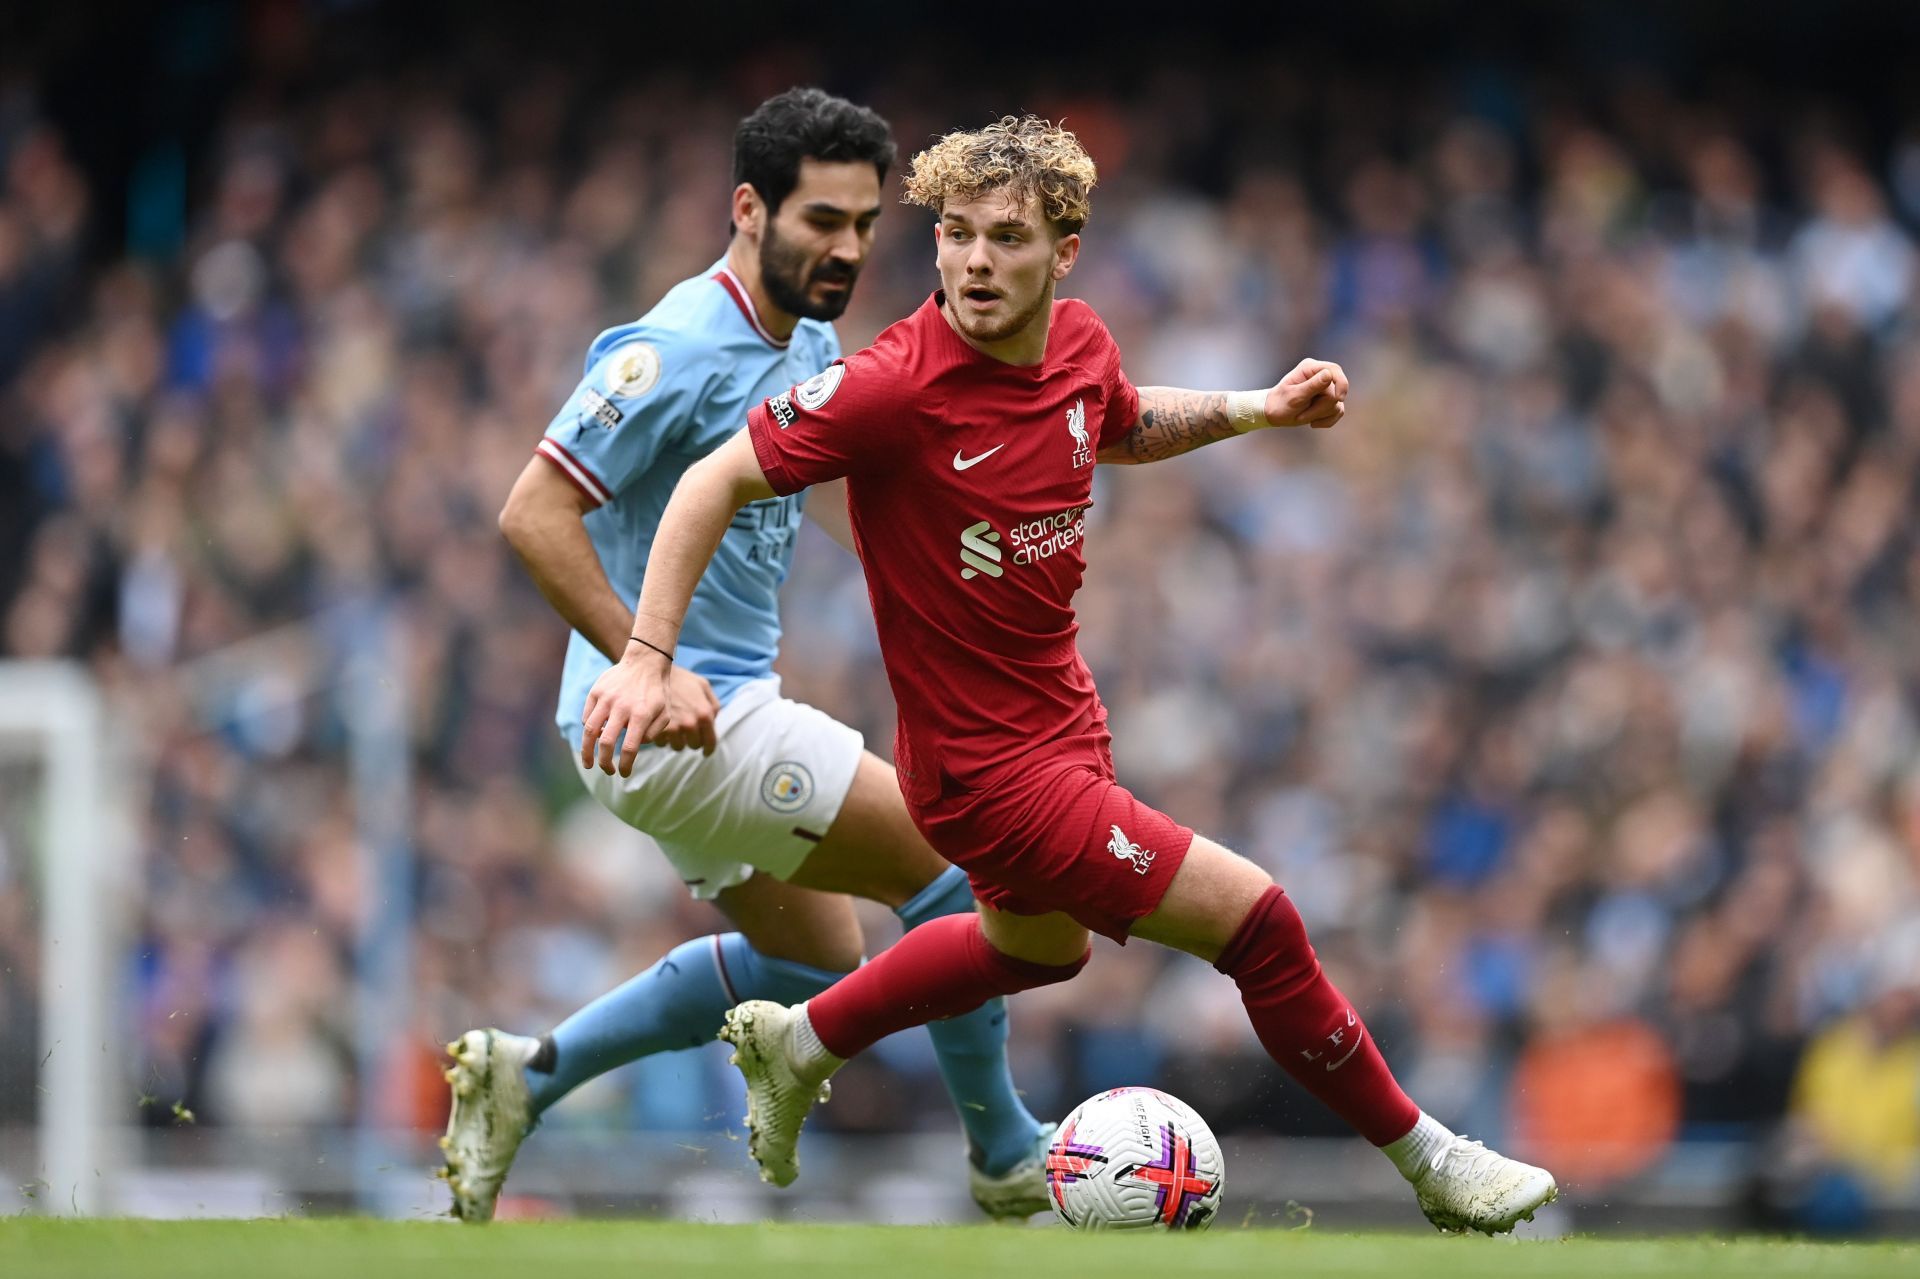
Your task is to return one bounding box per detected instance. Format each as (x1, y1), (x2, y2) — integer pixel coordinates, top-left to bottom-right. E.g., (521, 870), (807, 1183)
(909, 731), (1193, 944)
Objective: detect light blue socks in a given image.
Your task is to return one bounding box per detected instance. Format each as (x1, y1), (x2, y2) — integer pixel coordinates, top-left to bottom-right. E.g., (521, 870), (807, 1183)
(896, 867), (1046, 1176)
(522, 866), (1043, 1177)
(524, 932), (845, 1115)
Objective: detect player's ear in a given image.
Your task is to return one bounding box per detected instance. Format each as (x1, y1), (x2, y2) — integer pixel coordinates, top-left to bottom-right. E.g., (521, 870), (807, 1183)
(1051, 232), (1080, 282)
(731, 183), (763, 238)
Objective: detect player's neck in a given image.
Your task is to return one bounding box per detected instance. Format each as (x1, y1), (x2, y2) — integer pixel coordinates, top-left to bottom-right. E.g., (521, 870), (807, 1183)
(725, 239), (800, 342)
(938, 295), (1052, 368)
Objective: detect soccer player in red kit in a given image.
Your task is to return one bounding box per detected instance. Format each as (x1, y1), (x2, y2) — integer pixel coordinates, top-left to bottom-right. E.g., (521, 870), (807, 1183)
(581, 116), (1559, 1233)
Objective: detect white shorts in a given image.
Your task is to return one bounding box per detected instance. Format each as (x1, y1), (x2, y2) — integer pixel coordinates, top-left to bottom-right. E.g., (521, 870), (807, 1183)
(569, 678), (864, 900)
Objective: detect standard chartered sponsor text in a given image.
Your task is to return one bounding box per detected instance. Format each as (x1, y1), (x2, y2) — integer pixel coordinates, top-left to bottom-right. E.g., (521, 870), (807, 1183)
(960, 504), (1092, 581)
(1007, 504), (1090, 566)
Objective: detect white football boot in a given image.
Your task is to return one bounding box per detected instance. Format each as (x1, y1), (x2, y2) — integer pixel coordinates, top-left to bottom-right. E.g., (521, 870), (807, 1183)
(719, 1001), (833, 1188)
(438, 1028), (539, 1222)
(967, 1122), (1057, 1221)
(1410, 1134), (1558, 1234)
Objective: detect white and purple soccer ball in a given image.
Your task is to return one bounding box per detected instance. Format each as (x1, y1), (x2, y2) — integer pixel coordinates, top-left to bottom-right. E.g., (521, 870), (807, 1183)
(1045, 1087), (1225, 1231)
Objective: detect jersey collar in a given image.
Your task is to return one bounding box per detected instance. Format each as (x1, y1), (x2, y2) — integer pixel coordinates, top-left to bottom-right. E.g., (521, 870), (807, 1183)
(712, 265), (791, 349)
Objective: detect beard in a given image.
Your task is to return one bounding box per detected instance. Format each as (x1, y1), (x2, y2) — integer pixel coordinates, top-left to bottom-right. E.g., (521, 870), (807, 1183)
(759, 225), (859, 321)
(949, 277), (1052, 345)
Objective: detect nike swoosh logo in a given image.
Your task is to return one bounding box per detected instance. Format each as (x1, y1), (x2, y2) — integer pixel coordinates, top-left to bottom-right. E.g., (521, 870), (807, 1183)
(953, 444), (1006, 470)
(1325, 1031), (1364, 1072)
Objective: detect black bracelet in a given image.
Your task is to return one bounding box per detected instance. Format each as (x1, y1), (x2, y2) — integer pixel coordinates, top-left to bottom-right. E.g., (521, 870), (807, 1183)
(627, 634), (673, 661)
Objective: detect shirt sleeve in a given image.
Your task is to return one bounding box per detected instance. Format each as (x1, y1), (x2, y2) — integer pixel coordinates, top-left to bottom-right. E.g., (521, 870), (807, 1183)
(1096, 343), (1142, 451)
(746, 349), (901, 495)
(535, 331), (705, 506)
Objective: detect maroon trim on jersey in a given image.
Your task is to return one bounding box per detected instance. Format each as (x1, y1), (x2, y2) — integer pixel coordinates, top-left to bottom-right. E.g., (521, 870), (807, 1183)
(711, 934), (740, 1004)
(534, 439), (612, 507)
(712, 267), (790, 349)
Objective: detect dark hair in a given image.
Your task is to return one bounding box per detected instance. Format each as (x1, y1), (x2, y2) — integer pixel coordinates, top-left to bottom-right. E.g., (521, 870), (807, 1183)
(732, 87), (897, 221)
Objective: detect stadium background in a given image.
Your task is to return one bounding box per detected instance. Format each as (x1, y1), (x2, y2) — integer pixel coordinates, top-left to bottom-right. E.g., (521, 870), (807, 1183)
(2, 0), (1918, 1236)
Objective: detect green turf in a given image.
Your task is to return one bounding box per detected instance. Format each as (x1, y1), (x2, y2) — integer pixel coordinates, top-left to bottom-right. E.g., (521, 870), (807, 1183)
(2, 1220), (1915, 1279)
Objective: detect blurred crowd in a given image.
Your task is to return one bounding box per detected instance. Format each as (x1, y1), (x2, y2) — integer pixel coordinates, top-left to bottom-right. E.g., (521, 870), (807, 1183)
(3, 20), (1920, 1226)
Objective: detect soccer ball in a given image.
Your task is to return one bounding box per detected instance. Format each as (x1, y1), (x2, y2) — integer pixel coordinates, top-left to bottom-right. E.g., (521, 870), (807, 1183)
(1045, 1086), (1225, 1231)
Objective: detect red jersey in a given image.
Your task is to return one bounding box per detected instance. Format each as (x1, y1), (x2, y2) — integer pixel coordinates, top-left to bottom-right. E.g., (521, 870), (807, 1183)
(747, 291), (1140, 809)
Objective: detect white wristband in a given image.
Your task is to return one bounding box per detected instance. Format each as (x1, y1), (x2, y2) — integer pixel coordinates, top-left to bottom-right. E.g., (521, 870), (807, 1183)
(1226, 389), (1270, 432)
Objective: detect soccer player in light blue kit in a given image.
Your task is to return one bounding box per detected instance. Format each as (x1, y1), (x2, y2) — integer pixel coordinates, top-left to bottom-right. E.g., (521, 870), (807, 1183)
(439, 89), (1048, 1222)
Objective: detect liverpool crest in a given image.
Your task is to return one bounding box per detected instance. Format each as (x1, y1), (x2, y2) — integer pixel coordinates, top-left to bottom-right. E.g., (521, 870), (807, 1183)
(1107, 824), (1155, 875)
(1067, 398), (1092, 467)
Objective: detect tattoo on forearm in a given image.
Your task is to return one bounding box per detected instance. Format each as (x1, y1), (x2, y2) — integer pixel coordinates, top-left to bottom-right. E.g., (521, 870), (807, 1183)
(1110, 389), (1236, 464)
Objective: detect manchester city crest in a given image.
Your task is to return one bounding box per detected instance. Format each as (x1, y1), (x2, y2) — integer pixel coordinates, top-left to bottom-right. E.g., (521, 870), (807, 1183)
(760, 760), (815, 814)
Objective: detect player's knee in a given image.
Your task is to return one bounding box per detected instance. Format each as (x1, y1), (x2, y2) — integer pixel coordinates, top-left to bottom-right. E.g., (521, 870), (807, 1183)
(979, 909), (1090, 969)
(981, 934), (1089, 989)
(1211, 884), (1317, 994)
(1136, 836), (1275, 957)
(928, 912), (1088, 992)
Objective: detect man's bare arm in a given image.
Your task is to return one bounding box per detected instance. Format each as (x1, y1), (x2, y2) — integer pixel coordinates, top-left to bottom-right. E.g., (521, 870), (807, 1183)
(626, 429), (777, 653)
(1097, 388), (1237, 465)
(499, 457), (635, 661)
(500, 454), (721, 752)
(1097, 361), (1349, 466)
(582, 428), (778, 775)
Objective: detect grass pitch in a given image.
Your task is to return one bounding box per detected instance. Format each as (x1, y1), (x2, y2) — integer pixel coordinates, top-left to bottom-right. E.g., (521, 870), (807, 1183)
(4, 1219), (1915, 1279)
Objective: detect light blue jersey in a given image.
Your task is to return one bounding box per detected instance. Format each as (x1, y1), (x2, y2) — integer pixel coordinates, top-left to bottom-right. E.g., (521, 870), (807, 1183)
(537, 260), (840, 744)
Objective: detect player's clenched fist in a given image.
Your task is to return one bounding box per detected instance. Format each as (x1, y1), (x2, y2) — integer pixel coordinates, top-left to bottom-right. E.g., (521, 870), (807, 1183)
(580, 651), (719, 775)
(580, 652), (669, 776)
(664, 665), (722, 755)
(1265, 358), (1348, 429)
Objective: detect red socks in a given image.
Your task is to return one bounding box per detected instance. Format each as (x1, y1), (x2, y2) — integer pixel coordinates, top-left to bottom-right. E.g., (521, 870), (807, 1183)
(1214, 885), (1420, 1146)
(806, 914), (1088, 1059)
(803, 888), (1418, 1149)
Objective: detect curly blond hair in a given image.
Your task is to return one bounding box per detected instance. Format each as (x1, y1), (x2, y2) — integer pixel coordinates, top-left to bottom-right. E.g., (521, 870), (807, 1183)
(903, 115), (1098, 235)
